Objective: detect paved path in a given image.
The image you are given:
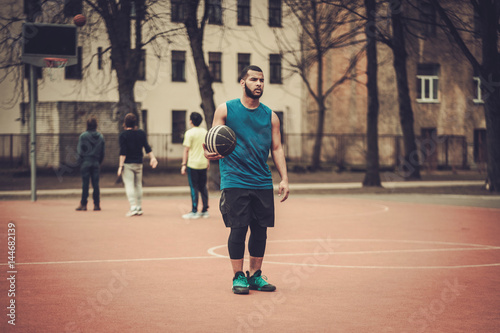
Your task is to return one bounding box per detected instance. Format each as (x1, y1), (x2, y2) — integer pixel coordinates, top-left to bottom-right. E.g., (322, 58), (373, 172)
(0, 180), (486, 199)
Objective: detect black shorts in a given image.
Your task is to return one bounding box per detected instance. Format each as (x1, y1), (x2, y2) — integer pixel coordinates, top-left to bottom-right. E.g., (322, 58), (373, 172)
(219, 188), (275, 228)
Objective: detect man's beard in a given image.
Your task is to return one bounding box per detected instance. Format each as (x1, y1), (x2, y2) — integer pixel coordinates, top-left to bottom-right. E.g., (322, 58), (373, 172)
(245, 83), (263, 100)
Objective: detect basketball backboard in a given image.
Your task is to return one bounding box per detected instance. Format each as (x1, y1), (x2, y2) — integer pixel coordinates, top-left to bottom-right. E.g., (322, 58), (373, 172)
(21, 22), (78, 67)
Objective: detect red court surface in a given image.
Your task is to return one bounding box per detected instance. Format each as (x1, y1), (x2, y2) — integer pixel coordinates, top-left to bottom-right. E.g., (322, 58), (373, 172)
(1, 195), (499, 332)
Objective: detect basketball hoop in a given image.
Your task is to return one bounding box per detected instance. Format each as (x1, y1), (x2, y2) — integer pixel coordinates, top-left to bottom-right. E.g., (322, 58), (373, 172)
(44, 57), (68, 80)
(44, 57), (68, 68)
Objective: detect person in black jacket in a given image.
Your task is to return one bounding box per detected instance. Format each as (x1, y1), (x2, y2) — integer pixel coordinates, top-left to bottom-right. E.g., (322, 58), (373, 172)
(76, 116), (105, 211)
(117, 113), (158, 217)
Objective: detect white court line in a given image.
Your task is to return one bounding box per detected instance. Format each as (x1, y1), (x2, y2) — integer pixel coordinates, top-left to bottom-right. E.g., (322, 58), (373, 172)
(0, 256), (221, 266)
(263, 261), (500, 269)
(2, 239), (499, 269)
(207, 239), (500, 269)
(254, 238), (500, 248)
(208, 246), (500, 258)
(264, 247), (500, 257)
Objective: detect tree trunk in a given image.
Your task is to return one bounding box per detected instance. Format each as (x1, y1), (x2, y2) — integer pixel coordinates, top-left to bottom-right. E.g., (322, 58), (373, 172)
(115, 78), (138, 131)
(483, 86), (500, 192)
(479, 0), (500, 191)
(310, 2), (325, 171)
(185, 0), (216, 128)
(362, 0), (381, 187)
(187, 36), (216, 128)
(391, 5), (421, 180)
(97, 0), (140, 131)
(311, 102), (326, 170)
(112, 46), (140, 131)
(430, 0), (500, 192)
(184, 0), (219, 190)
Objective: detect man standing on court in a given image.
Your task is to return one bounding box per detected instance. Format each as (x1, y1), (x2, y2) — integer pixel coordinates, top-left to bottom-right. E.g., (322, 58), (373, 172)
(204, 65), (289, 294)
(117, 113), (158, 217)
(181, 112), (210, 219)
(76, 116), (105, 211)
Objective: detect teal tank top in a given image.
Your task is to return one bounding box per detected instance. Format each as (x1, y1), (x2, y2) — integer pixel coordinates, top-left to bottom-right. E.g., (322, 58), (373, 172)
(220, 99), (273, 190)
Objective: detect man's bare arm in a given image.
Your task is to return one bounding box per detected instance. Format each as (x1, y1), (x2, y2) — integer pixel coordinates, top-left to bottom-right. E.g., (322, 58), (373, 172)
(270, 112), (289, 202)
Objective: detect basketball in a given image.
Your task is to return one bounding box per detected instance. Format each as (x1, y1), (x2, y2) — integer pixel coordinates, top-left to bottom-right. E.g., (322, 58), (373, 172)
(73, 14), (86, 27)
(205, 125), (237, 156)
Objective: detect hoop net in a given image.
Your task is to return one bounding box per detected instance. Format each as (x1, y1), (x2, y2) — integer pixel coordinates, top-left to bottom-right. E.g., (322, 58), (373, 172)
(44, 57), (68, 68)
(44, 57), (68, 81)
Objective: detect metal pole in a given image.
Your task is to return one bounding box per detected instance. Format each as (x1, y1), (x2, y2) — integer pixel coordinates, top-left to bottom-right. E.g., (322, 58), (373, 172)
(29, 64), (37, 201)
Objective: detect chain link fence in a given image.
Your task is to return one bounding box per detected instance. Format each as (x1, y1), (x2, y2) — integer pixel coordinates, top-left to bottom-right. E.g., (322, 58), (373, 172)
(0, 133), (469, 172)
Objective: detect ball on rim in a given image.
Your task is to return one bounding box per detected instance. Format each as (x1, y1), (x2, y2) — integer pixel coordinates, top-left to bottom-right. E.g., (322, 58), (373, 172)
(205, 125), (237, 156)
(73, 14), (86, 27)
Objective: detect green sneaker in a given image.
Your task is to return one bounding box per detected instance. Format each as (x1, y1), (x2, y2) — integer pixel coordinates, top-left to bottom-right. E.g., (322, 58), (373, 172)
(232, 271), (250, 294)
(246, 270), (276, 292)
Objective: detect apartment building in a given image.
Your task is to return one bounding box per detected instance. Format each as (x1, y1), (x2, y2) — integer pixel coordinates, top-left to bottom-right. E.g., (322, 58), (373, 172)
(300, 1), (486, 171)
(0, 0), (304, 169)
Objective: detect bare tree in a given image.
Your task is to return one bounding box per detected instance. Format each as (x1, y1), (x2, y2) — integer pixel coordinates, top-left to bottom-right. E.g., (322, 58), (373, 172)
(183, 0), (216, 128)
(428, 0), (500, 192)
(91, 0), (144, 128)
(386, 0), (421, 180)
(277, 0), (364, 170)
(87, 0), (180, 130)
(183, 0), (220, 189)
(362, 0), (382, 186)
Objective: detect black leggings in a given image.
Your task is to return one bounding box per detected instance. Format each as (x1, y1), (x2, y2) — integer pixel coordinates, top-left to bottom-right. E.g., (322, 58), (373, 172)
(228, 223), (267, 259)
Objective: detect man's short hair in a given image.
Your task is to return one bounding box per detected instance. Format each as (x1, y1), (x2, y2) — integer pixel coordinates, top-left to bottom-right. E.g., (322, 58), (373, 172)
(124, 113), (137, 128)
(87, 116), (98, 131)
(239, 65), (263, 81)
(190, 112), (203, 127)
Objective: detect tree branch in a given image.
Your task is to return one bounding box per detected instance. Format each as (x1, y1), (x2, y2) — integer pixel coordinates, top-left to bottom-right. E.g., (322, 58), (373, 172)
(428, 0), (481, 71)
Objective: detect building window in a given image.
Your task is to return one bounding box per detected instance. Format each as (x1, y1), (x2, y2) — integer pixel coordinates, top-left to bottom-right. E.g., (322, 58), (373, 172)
(171, 0), (185, 23)
(172, 110), (186, 144)
(416, 64), (439, 102)
(208, 0), (222, 25)
(137, 49), (146, 81)
(65, 46), (83, 80)
(141, 109), (148, 135)
(130, 0), (137, 18)
(269, 54), (282, 84)
(63, 0), (82, 17)
(209, 52), (222, 82)
(238, 0), (251, 26)
(269, 0), (282, 27)
(97, 47), (103, 70)
(419, 1), (436, 37)
(172, 50), (186, 82)
(237, 53), (251, 81)
(473, 77), (484, 103)
(420, 128), (438, 170)
(473, 129), (487, 164)
(24, 64), (42, 80)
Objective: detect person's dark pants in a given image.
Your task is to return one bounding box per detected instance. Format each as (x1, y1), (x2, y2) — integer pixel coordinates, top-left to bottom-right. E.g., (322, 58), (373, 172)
(228, 223), (268, 259)
(80, 160), (100, 206)
(219, 188), (275, 260)
(187, 167), (209, 213)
